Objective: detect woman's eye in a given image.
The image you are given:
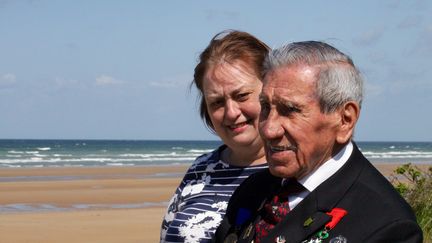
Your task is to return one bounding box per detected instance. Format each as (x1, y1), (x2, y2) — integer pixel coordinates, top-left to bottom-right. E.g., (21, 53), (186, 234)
(210, 100), (224, 108)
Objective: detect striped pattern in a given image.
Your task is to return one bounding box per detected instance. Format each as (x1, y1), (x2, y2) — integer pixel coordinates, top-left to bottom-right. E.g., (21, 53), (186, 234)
(160, 145), (268, 243)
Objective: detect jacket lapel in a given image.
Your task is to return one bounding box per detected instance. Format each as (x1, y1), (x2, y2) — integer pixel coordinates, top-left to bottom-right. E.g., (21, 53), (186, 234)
(262, 191), (331, 243)
(260, 143), (367, 243)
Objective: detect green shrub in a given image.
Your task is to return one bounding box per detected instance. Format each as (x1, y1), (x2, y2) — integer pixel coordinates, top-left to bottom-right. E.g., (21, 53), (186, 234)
(391, 163), (432, 242)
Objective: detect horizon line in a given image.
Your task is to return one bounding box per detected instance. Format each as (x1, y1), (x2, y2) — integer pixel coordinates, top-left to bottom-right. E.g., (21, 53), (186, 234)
(0, 138), (431, 143)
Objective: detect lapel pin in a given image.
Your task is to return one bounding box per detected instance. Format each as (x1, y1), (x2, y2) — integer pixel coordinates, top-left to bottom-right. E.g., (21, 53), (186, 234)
(241, 223), (254, 239)
(224, 233), (238, 243)
(303, 217), (314, 227)
(275, 235), (286, 243)
(329, 235), (347, 243)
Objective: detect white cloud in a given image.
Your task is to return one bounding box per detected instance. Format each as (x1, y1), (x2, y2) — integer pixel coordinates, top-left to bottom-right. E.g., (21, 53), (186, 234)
(149, 75), (191, 89)
(412, 0), (429, 11)
(95, 75), (124, 86)
(383, 66), (431, 95)
(386, 0), (429, 11)
(149, 80), (183, 88)
(398, 15), (422, 29)
(410, 25), (432, 58)
(0, 73), (16, 84)
(352, 27), (385, 46)
(54, 77), (79, 87)
(386, 0), (402, 9)
(0, 0), (39, 9)
(205, 9), (240, 21)
(365, 82), (384, 97)
(367, 50), (388, 64)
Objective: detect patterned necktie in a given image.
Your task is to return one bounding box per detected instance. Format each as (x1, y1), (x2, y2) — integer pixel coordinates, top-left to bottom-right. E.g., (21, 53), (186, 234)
(254, 179), (305, 243)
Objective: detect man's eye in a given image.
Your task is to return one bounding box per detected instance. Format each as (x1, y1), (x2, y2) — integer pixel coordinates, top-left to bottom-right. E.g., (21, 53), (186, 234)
(279, 105), (300, 116)
(259, 100), (270, 119)
(236, 93), (250, 101)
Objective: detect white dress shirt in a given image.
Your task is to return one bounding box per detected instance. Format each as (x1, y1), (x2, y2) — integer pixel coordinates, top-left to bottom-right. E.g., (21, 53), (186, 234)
(287, 142), (354, 210)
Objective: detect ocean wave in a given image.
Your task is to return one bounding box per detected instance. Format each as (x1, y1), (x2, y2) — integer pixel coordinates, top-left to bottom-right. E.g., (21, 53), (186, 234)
(367, 155), (432, 159)
(119, 152), (201, 158)
(106, 163), (135, 166)
(362, 151), (432, 156)
(0, 156), (198, 164)
(37, 147), (51, 151)
(33, 154), (48, 157)
(53, 154), (73, 157)
(6, 155), (22, 158)
(8, 150), (24, 154)
(25, 151), (39, 154)
(119, 152), (178, 158)
(187, 149), (213, 153)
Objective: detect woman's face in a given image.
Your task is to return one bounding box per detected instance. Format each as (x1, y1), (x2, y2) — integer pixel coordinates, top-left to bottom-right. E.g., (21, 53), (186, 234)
(203, 61), (263, 151)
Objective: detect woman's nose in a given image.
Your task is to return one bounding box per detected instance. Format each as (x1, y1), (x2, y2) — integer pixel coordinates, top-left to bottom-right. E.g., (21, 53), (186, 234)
(224, 100), (241, 120)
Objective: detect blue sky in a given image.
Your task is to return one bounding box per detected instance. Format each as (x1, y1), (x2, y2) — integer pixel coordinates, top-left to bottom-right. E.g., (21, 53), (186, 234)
(0, 0), (431, 141)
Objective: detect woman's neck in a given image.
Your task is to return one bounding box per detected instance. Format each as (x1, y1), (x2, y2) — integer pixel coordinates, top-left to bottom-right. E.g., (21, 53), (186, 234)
(222, 145), (266, 167)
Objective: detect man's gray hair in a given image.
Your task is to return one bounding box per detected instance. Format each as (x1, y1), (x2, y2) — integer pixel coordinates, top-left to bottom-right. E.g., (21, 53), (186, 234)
(263, 41), (364, 113)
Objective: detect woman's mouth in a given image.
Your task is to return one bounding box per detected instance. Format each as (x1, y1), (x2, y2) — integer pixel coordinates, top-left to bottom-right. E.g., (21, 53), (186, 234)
(228, 120), (250, 132)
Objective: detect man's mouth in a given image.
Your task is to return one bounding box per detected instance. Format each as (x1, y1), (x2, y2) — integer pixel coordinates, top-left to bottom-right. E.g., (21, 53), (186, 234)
(268, 144), (297, 152)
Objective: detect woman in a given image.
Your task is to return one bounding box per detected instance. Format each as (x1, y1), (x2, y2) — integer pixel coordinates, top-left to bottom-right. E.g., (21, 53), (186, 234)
(160, 30), (269, 243)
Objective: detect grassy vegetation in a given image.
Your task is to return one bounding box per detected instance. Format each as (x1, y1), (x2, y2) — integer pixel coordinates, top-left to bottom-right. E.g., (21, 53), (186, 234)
(391, 163), (432, 242)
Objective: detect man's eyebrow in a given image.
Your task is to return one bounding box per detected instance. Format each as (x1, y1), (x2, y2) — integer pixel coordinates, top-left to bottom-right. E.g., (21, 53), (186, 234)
(231, 87), (249, 95)
(277, 99), (295, 106)
(277, 99), (304, 112)
(259, 94), (268, 102)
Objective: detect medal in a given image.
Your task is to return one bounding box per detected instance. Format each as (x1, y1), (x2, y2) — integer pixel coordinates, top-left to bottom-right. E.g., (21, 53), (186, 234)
(224, 233), (238, 243)
(301, 229), (328, 243)
(302, 208), (348, 243)
(275, 235), (286, 243)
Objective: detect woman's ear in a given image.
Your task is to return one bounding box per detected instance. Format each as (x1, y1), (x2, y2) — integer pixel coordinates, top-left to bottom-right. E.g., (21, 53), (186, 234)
(336, 101), (360, 144)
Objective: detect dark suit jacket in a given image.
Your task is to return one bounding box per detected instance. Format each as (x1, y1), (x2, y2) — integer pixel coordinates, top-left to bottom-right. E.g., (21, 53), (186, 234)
(214, 143), (423, 243)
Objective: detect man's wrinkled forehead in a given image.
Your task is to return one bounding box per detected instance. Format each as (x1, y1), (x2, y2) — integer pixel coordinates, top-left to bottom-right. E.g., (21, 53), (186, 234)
(261, 65), (318, 102)
(262, 64), (318, 87)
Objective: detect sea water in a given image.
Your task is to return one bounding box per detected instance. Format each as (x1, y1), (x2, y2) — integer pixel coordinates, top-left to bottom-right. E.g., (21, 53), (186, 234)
(0, 139), (431, 168)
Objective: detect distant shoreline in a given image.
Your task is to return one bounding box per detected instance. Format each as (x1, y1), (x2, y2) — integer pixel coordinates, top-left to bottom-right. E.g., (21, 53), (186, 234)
(0, 138), (431, 142)
(2, 140), (431, 167)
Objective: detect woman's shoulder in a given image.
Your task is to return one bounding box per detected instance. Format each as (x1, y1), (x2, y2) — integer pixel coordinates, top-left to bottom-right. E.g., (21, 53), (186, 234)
(193, 145), (225, 163)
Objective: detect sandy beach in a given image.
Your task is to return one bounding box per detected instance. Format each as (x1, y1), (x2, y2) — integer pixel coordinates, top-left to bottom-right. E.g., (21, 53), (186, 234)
(0, 165), (188, 243)
(0, 163), (429, 243)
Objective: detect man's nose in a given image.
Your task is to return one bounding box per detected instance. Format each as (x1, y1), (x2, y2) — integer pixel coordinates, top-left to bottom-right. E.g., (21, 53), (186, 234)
(259, 111), (284, 139)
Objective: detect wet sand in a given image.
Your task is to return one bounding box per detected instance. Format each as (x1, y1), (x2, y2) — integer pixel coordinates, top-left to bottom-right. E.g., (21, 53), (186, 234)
(0, 163), (429, 242)
(0, 165), (188, 243)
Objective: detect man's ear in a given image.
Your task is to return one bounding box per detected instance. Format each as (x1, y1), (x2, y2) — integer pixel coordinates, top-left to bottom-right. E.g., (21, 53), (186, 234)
(336, 101), (360, 144)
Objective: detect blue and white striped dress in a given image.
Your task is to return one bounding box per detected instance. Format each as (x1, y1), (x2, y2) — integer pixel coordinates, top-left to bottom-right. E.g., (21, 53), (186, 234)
(160, 145), (268, 243)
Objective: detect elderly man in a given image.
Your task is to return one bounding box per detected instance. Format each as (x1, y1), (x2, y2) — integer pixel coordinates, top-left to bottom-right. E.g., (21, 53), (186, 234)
(214, 41), (422, 243)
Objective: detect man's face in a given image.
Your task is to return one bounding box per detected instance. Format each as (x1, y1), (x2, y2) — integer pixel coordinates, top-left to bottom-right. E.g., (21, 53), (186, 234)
(259, 65), (341, 179)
